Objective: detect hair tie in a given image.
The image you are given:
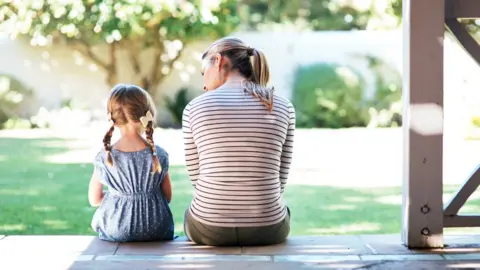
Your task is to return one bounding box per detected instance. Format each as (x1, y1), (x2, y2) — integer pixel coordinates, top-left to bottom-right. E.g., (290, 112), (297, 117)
(140, 111), (153, 127)
(246, 47), (254, 56)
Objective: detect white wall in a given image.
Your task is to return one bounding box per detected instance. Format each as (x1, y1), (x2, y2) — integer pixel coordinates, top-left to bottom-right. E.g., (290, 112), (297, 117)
(0, 30), (478, 133)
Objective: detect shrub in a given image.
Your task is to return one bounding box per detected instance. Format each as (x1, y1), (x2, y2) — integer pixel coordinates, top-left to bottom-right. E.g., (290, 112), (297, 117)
(292, 63), (370, 128)
(292, 57), (402, 129)
(364, 55), (402, 127)
(164, 87), (194, 127)
(0, 75), (33, 129)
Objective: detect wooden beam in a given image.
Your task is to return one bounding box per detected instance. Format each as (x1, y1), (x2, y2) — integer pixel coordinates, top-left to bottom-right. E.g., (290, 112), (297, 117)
(444, 214), (480, 227)
(402, 0), (445, 249)
(444, 165), (480, 215)
(446, 0), (480, 19)
(445, 19), (480, 67)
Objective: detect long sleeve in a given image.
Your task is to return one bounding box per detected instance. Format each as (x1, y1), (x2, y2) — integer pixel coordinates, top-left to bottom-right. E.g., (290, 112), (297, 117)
(279, 103), (296, 193)
(182, 104), (200, 187)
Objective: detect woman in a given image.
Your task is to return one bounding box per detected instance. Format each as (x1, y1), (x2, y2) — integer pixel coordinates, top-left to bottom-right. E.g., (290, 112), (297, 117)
(182, 37), (295, 246)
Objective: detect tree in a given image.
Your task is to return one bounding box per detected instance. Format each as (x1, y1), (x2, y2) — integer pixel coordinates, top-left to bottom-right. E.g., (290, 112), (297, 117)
(0, 0), (240, 98)
(384, 0), (480, 37)
(238, 0), (371, 31)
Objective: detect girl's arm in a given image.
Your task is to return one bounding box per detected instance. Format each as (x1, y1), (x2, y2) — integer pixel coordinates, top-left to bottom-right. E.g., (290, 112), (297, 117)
(161, 172), (172, 203)
(88, 168), (105, 207)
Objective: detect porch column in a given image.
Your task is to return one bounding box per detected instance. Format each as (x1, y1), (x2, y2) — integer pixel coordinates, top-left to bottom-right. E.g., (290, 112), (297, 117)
(402, 0), (445, 248)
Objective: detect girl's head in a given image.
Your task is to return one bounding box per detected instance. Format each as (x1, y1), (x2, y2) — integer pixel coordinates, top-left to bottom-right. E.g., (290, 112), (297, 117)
(103, 84), (161, 173)
(201, 37), (274, 111)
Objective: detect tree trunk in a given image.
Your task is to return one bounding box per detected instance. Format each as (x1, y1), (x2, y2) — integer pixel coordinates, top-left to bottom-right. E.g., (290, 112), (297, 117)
(74, 39), (184, 102)
(136, 45), (185, 102)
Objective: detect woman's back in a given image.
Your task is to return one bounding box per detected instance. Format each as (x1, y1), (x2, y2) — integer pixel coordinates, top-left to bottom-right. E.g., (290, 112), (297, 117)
(183, 87), (295, 227)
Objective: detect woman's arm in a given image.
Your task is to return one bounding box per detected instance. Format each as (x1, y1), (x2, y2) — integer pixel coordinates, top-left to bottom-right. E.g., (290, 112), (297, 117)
(88, 168), (105, 207)
(279, 103), (296, 193)
(161, 172), (172, 203)
(182, 104), (200, 187)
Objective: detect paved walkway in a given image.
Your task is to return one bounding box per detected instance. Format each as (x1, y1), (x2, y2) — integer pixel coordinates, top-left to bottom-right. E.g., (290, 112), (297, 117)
(2, 234), (480, 269)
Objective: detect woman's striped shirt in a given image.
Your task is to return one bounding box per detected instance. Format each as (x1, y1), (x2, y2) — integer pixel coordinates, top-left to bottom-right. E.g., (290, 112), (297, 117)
(182, 87), (295, 227)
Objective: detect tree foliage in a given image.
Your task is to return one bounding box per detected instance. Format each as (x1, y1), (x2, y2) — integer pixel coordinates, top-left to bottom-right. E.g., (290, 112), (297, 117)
(238, 0), (372, 31)
(0, 0), (240, 97)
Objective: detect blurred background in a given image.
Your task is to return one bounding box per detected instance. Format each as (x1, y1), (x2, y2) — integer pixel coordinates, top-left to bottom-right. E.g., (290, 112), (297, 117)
(1, 0), (480, 236)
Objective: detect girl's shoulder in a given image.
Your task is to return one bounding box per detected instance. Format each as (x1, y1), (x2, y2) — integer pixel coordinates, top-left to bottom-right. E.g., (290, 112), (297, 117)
(94, 148), (107, 162)
(154, 145), (169, 158)
(154, 145), (170, 172)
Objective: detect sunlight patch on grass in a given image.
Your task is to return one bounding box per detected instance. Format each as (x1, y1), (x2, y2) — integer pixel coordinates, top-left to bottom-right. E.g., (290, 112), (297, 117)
(174, 224), (185, 234)
(375, 195), (402, 205)
(325, 204), (357, 210)
(443, 193), (455, 202)
(307, 222), (381, 234)
(458, 205), (480, 214)
(445, 227), (480, 234)
(43, 149), (95, 164)
(1, 224), (27, 231)
(32, 205), (56, 212)
(42, 220), (70, 230)
(343, 196), (368, 203)
(0, 188), (40, 196)
(40, 140), (92, 149)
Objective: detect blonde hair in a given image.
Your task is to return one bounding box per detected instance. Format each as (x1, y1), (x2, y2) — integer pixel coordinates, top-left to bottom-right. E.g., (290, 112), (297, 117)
(202, 37), (274, 111)
(103, 84), (162, 174)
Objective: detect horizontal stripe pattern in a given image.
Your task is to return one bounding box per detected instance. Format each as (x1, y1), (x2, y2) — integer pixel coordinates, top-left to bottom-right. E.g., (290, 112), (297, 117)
(182, 87), (295, 227)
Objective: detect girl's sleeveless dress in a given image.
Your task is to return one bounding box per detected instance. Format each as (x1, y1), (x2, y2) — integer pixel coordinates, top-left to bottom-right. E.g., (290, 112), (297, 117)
(91, 145), (174, 242)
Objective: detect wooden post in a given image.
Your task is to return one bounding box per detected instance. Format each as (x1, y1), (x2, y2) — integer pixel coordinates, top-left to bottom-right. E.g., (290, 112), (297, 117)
(402, 0), (445, 248)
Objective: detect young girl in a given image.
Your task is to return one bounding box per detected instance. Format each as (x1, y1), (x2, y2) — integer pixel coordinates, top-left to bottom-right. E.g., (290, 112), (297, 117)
(88, 84), (174, 242)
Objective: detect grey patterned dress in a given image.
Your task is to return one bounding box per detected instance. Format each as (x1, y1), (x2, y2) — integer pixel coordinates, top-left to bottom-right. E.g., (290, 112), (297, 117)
(91, 145), (174, 242)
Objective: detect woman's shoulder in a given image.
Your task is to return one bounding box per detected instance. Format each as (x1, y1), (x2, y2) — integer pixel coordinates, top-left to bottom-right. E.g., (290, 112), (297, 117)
(274, 93), (292, 105)
(274, 94), (295, 110)
(186, 91), (212, 108)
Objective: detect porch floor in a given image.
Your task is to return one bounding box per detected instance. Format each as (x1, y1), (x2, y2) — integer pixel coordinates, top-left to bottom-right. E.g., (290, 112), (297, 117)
(2, 234), (480, 269)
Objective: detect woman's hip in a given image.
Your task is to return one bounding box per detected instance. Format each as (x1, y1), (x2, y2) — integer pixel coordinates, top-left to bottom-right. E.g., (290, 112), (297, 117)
(184, 206), (291, 246)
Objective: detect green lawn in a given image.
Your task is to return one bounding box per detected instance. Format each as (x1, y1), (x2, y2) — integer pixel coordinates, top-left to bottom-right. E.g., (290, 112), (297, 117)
(1, 137), (479, 236)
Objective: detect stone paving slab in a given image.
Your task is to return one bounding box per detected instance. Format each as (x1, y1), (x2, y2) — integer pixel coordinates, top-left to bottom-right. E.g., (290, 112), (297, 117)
(0, 253), (94, 270)
(444, 253), (480, 260)
(360, 234), (480, 255)
(361, 254), (444, 261)
(242, 235), (369, 255)
(3, 234), (480, 269)
(359, 234), (412, 255)
(68, 260), (374, 270)
(116, 237), (242, 255)
(356, 260), (480, 270)
(47, 259), (480, 270)
(273, 255), (361, 262)
(0, 236), (118, 255)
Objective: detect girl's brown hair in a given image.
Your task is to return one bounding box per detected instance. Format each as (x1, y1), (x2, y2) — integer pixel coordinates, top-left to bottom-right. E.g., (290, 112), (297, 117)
(103, 84), (161, 174)
(202, 37), (274, 111)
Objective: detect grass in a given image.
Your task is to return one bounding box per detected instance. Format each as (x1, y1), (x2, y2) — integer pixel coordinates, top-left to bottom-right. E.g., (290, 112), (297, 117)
(1, 137), (480, 236)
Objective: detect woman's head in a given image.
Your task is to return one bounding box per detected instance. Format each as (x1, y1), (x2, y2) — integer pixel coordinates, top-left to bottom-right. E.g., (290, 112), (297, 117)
(201, 37), (274, 110)
(103, 84), (161, 173)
